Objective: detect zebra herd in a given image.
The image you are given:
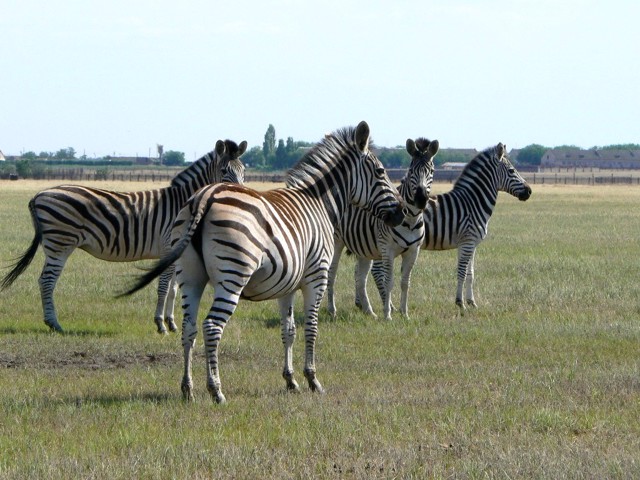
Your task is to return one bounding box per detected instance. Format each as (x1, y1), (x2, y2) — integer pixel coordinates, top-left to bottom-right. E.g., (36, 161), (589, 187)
(1, 121), (531, 403)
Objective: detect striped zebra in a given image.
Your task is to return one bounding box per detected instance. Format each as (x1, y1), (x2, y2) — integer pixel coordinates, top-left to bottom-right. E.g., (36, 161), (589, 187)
(122, 121), (404, 403)
(368, 142), (532, 313)
(1, 139), (247, 333)
(326, 137), (438, 321)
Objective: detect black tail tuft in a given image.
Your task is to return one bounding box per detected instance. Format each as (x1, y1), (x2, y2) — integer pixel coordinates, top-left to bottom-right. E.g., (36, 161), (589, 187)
(1, 200), (42, 291)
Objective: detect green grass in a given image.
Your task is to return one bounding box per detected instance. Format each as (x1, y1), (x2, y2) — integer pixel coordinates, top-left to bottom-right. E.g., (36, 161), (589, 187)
(1, 181), (639, 479)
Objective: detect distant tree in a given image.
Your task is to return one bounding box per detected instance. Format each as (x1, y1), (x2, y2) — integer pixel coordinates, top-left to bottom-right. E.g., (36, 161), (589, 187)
(54, 147), (76, 160)
(376, 148), (409, 168)
(242, 146), (266, 168)
(263, 124), (276, 160)
(286, 137), (295, 153)
(21, 151), (37, 161)
(516, 144), (548, 166)
(38, 151), (52, 159)
(598, 143), (640, 150)
(273, 139), (287, 169)
(163, 150), (185, 166)
(15, 159), (32, 178)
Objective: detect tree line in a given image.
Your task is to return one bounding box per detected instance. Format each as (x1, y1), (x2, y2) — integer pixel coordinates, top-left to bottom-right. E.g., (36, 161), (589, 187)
(4, 127), (639, 180)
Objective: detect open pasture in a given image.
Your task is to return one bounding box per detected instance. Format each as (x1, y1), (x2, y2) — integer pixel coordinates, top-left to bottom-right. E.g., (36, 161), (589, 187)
(1, 180), (639, 479)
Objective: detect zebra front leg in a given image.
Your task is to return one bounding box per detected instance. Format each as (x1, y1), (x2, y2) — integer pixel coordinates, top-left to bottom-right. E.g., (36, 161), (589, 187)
(326, 240), (344, 319)
(455, 244), (474, 315)
(464, 250), (478, 308)
(355, 258), (377, 318)
(279, 293), (300, 392)
(301, 285), (325, 394)
(39, 256), (68, 332)
(154, 267), (176, 334)
(371, 260), (397, 313)
(399, 247), (420, 319)
(379, 255), (395, 321)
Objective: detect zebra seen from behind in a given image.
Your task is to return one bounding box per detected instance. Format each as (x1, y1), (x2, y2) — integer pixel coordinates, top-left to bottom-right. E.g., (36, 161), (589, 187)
(1, 139), (247, 333)
(121, 121), (405, 404)
(327, 137), (438, 321)
(367, 142), (532, 313)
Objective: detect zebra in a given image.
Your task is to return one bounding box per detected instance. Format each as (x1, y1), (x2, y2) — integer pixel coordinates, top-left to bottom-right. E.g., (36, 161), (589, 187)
(1, 139), (247, 333)
(121, 121), (405, 403)
(367, 142), (532, 313)
(326, 137), (438, 321)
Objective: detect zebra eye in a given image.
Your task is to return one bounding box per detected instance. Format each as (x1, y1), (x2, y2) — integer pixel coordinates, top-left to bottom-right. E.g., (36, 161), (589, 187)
(375, 167), (385, 176)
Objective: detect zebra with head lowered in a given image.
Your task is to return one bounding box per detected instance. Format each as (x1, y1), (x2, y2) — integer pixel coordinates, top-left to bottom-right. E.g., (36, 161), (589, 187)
(122, 121), (404, 404)
(1, 139), (247, 333)
(368, 142), (532, 313)
(326, 137), (438, 321)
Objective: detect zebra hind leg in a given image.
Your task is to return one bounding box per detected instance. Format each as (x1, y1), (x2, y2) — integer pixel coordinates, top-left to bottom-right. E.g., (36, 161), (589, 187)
(154, 267), (177, 334)
(464, 251), (478, 309)
(39, 256), (68, 332)
(164, 270), (179, 332)
(355, 258), (377, 318)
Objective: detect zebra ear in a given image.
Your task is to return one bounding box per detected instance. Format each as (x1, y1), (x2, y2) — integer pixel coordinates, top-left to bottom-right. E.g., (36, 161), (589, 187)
(238, 141), (248, 156)
(497, 143), (506, 157)
(355, 121), (371, 152)
(406, 139), (417, 156)
(428, 139), (440, 156)
(215, 140), (226, 156)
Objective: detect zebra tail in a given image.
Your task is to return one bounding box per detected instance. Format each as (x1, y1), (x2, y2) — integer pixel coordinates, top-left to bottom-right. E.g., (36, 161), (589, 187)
(1, 199), (42, 291)
(118, 195), (211, 297)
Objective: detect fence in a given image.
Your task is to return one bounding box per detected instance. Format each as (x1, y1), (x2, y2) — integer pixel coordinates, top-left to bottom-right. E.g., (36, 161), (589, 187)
(3, 168), (640, 186)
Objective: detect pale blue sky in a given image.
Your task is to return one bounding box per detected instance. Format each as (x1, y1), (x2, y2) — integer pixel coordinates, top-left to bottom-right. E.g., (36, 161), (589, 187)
(1, 0), (638, 159)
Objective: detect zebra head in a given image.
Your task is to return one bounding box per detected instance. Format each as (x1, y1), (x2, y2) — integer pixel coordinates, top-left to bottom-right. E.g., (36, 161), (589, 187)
(220, 139), (247, 184)
(403, 138), (438, 211)
(349, 121), (405, 227)
(493, 143), (532, 201)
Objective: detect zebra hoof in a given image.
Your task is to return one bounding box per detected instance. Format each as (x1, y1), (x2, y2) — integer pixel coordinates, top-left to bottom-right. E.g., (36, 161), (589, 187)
(154, 318), (168, 335)
(46, 322), (64, 333)
(466, 300), (478, 308)
(166, 318), (178, 332)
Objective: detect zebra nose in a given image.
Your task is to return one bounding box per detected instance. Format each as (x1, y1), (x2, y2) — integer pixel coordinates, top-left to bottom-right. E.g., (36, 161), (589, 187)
(519, 185), (532, 201)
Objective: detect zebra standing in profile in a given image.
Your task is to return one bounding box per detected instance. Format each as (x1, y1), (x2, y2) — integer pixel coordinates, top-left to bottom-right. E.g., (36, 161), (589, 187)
(326, 137), (438, 321)
(367, 142), (532, 313)
(122, 121), (405, 403)
(1, 139), (247, 333)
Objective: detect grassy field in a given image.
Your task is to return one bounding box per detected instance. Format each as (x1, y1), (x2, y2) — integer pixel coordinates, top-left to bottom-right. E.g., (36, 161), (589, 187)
(1, 180), (639, 479)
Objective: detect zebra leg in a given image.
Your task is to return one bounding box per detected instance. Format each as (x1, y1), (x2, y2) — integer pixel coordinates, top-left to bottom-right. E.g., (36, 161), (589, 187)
(355, 258), (377, 318)
(279, 293), (300, 392)
(456, 244), (474, 314)
(180, 282), (207, 402)
(164, 269), (179, 332)
(371, 260), (397, 312)
(154, 267), (175, 334)
(301, 284), (325, 394)
(399, 247), (420, 319)
(38, 254), (70, 332)
(379, 255), (395, 321)
(203, 288), (244, 405)
(326, 240), (344, 319)
(177, 247), (209, 402)
(465, 250), (478, 308)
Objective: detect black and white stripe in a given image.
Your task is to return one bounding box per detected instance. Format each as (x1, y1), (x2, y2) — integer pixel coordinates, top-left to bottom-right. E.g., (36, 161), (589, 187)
(122, 121), (404, 403)
(327, 138), (438, 320)
(1, 139), (247, 333)
(370, 142), (532, 313)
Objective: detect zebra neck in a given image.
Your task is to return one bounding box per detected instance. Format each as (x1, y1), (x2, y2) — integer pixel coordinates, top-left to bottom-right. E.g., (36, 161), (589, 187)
(451, 181), (498, 217)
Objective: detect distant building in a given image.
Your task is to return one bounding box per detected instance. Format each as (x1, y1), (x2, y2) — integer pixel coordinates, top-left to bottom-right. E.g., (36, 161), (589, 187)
(541, 148), (640, 169)
(0, 150), (5, 161)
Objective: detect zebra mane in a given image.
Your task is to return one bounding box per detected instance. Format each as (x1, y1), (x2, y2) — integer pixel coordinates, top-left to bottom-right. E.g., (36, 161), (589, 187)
(170, 140), (242, 188)
(454, 144), (503, 186)
(414, 138), (432, 153)
(286, 126), (371, 189)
